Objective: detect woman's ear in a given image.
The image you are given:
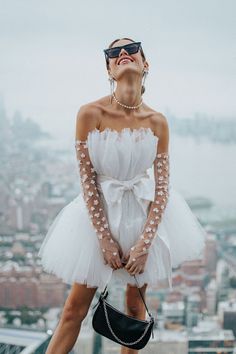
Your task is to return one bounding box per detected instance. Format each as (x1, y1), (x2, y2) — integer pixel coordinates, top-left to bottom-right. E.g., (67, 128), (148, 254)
(144, 61), (149, 71)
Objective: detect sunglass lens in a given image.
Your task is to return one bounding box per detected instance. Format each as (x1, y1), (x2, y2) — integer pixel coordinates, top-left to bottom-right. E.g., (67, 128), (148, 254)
(109, 48), (120, 58)
(127, 43), (140, 54)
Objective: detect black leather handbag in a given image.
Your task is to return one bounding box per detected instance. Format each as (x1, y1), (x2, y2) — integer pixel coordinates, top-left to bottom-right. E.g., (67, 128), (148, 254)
(92, 274), (155, 350)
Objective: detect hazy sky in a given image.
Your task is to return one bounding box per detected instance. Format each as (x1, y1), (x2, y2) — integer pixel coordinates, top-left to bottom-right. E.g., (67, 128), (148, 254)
(0, 0), (235, 142)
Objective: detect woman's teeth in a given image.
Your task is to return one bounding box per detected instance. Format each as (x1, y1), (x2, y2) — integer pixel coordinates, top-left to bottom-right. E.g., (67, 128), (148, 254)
(119, 59), (132, 64)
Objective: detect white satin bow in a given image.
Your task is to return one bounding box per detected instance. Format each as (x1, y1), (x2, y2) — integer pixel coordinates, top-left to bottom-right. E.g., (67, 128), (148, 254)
(97, 172), (155, 234)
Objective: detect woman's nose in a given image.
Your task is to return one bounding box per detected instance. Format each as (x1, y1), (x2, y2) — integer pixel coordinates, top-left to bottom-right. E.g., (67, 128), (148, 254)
(119, 48), (128, 56)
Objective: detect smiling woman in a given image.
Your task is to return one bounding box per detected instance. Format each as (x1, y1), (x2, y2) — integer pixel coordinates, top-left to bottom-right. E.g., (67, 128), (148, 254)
(104, 38), (148, 98)
(37, 37), (207, 354)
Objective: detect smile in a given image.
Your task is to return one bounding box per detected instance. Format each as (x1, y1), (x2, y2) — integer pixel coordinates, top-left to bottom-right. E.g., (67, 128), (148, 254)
(118, 57), (134, 65)
(120, 59), (132, 65)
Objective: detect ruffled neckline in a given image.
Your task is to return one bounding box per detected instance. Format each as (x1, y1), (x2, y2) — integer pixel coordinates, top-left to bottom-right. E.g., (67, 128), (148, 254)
(88, 127), (159, 141)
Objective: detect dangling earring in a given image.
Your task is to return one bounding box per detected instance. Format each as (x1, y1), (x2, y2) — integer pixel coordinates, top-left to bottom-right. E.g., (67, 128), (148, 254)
(142, 69), (149, 91)
(108, 75), (115, 104)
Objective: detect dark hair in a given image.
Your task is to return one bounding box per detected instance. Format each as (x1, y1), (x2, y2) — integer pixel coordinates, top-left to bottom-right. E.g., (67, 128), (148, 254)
(105, 37), (147, 95)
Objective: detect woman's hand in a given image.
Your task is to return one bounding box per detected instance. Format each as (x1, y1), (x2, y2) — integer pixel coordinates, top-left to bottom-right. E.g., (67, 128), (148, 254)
(102, 238), (124, 270)
(123, 242), (149, 276)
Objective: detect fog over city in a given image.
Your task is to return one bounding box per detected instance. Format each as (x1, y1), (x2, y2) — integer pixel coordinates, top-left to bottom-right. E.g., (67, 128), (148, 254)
(0, 0), (235, 141)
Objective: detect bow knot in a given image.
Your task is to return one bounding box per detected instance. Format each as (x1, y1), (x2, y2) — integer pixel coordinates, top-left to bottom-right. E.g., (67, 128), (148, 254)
(97, 172), (155, 234)
(123, 180), (134, 191)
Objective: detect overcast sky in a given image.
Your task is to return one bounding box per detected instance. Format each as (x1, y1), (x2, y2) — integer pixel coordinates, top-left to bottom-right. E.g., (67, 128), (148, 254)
(0, 0), (235, 141)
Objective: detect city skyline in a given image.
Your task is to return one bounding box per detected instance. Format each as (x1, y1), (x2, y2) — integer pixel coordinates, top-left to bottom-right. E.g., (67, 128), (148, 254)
(0, 0), (235, 140)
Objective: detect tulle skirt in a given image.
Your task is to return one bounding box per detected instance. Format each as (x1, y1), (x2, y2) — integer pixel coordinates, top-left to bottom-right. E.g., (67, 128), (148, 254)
(37, 183), (207, 291)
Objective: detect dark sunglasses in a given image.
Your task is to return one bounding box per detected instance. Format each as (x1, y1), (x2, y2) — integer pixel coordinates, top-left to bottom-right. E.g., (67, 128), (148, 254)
(104, 42), (142, 59)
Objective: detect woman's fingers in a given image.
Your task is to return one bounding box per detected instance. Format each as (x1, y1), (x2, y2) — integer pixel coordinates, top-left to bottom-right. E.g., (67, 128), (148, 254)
(114, 256), (122, 268)
(125, 261), (133, 271)
(126, 262), (144, 275)
(125, 256), (139, 271)
(130, 266), (140, 276)
(110, 255), (123, 269)
(128, 261), (139, 273)
(110, 260), (118, 269)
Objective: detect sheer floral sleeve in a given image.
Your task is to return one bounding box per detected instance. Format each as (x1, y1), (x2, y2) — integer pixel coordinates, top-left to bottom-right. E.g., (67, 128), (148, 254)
(137, 151), (170, 253)
(123, 148), (169, 275)
(127, 151), (170, 260)
(74, 138), (123, 267)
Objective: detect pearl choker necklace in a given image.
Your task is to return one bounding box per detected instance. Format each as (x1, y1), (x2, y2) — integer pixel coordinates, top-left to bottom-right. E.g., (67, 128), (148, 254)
(112, 92), (143, 110)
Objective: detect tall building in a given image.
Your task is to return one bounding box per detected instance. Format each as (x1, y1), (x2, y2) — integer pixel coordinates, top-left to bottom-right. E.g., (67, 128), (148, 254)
(204, 233), (217, 275)
(206, 279), (217, 315)
(216, 260), (231, 301)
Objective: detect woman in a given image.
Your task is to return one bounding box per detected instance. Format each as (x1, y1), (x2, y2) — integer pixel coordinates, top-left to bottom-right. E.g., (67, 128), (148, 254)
(38, 37), (207, 354)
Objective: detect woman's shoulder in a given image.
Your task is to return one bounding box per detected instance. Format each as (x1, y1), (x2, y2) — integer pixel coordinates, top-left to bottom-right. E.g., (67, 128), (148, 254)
(144, 105), (169, 137)
(77, 96), (110, 124)
(78, 96), (110, 112)
(76, 97), (108, 121)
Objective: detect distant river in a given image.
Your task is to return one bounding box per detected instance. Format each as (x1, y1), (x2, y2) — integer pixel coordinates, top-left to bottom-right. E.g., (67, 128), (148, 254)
(170, 134), (236, 209)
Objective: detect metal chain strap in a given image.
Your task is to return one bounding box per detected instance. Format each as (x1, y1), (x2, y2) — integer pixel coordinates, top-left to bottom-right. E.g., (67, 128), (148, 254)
(102, 300), (153, 346)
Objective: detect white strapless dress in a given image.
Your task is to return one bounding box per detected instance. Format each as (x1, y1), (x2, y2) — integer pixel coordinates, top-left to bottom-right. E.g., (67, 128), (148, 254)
(38, 127), (207, 291)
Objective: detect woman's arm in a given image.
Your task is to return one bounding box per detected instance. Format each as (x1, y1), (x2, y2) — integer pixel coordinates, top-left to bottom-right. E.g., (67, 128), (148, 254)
(75, 105), (123, 269)
(138, 115), (170, 250)
(125, 114), (170, 274)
